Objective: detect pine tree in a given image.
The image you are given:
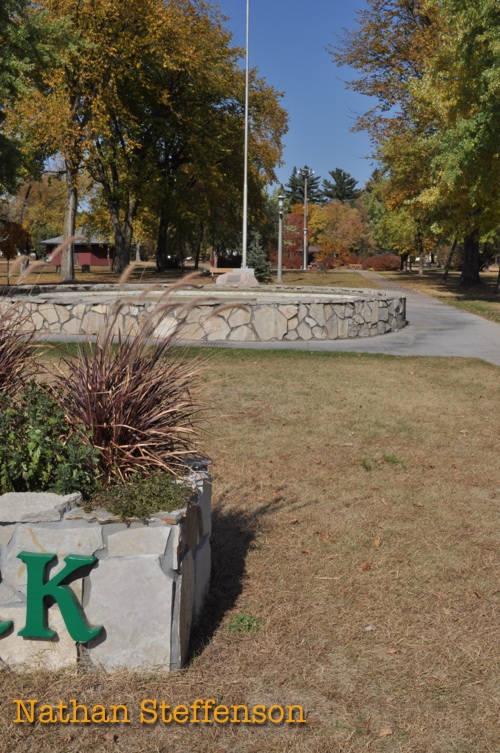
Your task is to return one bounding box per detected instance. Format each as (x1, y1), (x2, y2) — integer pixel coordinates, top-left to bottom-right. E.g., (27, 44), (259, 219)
(247, 232), (272, 283)
(322, 168), (360, 203)
(284, 166), (322, 205)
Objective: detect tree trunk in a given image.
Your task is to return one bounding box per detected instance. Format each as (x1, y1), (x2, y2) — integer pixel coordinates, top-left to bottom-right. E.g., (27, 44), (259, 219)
(417, 231), (424, 276)
(156, 214), (169, 272)
(108, 198), (137, 274)
(193, 222), (204, 270)
(61, 163), (77, 281)
(18, 184), (32, 226)
(459, 229), (481, 286)
(443, 238), (458, 281)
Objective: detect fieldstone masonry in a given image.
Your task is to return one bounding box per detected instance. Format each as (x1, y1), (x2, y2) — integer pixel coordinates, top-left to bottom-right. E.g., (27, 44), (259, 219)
(0, 462), (212, 672)
(0, 284), (406, 342)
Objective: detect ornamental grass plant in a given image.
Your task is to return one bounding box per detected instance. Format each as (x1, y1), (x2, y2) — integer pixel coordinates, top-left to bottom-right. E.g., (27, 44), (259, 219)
(50, 290), (205, 484)
(0, 303), (35, 395)
(0, 271), (207, 496)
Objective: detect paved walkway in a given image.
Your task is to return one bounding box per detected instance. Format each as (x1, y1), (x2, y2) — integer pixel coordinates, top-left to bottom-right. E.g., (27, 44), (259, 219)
(181, 271), (500, 366)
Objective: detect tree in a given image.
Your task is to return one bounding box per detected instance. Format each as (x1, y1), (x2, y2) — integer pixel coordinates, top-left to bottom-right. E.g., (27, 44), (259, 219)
(0, 0), (51, 193)
(410, 0), (500, 285)
(332, 0), (500, 285)
(247, 232), (272, 283)
(309, 200), (368, 269)
(2, 172), (68, 249)
(284, 166), (323, 205)
(322, 168), (360, 203)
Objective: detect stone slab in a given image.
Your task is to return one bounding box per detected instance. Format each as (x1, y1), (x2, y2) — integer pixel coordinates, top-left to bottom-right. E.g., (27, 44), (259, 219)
(0, 492), (81, 523)
(0, 606), (77, 670)
(85, 556), (173, 671)
(0, 525), (16, 548)
(2, 525), (103, 595)
(107, 526), (170, 557)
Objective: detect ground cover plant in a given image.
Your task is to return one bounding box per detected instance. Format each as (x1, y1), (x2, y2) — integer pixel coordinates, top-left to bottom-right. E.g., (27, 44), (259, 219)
(0, 383), (99, 497)
(379, 269), (500, 324)
(2, 348), (498, 753)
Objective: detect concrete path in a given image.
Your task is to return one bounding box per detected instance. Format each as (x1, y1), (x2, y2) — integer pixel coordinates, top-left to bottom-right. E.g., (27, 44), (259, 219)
(178, 271), (500, 366)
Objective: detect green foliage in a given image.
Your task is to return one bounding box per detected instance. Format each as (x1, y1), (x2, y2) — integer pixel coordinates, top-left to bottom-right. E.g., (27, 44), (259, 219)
(0, 384), (99, 497)
(227, 614), (265, 635)
(87, 472), (193, 521)
(284, 165), (323, 205)
(322, 168), (360, 203)
(247, 232), (272, 283)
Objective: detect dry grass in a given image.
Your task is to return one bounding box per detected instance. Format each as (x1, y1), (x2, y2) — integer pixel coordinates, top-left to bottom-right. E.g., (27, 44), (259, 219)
(379, 269), (500, 324)
(271, 270), (381, 289)
(0, 261), (380, 292)
(2, 349), (499, 753)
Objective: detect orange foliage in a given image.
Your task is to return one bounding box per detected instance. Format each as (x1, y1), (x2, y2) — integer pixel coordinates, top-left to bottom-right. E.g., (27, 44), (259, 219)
(309, 201), (367, 269)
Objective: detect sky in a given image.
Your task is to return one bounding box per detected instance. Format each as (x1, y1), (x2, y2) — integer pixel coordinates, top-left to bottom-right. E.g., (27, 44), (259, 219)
(216, 0), (376, 192)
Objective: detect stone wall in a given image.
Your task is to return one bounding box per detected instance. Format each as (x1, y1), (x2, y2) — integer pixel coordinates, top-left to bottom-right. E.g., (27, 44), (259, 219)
(0, 462), (211, 672)
(1, 285), (407, 342)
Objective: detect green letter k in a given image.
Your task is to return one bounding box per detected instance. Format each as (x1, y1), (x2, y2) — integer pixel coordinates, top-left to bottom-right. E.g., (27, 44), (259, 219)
(17, 551), (103, 642)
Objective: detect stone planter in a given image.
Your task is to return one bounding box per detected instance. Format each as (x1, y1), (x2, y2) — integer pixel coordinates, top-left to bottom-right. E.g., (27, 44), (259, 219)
(0, 283), (407, 342)
(0, 461), (211, 672)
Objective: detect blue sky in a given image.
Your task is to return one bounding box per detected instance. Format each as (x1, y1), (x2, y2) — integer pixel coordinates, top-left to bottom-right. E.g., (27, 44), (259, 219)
(216, 0), (376, 191)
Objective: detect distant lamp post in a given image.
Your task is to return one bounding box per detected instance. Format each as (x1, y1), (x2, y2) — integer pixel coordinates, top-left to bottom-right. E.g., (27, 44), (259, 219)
(301, 166), (314, 270)
(277, 193), (284, 284)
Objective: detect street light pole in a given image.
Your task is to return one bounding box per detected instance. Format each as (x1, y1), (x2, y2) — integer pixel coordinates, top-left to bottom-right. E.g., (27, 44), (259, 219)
(242, 0), (250, 270)
(277, 193), (284, 284)
(301, 167), (313, 271)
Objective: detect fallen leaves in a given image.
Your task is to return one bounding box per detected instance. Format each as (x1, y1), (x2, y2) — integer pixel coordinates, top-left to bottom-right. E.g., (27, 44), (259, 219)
(361, 561), (373, 571)
(379, 727), (393, 737)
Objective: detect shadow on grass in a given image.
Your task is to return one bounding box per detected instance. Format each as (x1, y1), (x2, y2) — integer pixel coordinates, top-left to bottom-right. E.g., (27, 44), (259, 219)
(188, 500), (276, 661)
(387, 270), (500, 306)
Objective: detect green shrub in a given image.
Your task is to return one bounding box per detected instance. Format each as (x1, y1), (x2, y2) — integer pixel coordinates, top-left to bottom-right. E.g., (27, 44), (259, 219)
(0, 383), (100, 498)
(87, 471), (193, 520)
(247, 232), (272, 283)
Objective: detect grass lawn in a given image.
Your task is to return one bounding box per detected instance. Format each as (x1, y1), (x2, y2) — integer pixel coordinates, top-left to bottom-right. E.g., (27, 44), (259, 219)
(2, 348), (499, 752)
(379, 269), (500, 324)
(0, 260), (379, 292)
(271, 269), (380, 289)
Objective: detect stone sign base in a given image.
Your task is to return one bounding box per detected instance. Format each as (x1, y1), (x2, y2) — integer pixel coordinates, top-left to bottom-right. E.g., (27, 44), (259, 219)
(0, 462), (211, 672)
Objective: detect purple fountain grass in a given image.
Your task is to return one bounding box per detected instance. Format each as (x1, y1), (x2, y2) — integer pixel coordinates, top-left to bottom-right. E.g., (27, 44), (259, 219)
(0, 303), (36, 394)
(50, 291), (207, 483)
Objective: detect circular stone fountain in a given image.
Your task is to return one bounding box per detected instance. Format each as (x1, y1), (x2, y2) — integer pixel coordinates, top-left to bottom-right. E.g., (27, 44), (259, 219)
(1, 283), (407, 343)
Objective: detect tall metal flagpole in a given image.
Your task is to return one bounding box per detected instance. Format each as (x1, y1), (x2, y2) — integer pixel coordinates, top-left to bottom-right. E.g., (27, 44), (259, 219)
(242, 0), (250, 269)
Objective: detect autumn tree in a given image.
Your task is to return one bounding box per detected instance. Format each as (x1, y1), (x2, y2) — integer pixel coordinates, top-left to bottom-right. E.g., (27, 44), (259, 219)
(409, 0), (500, 284)
(322, 168), (360, 203)
(331, 0), (500, 285)
(309, 200), (368, 269)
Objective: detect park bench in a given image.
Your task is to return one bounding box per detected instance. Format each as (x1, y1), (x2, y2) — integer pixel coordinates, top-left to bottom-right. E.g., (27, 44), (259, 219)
(209, 267), (233, 281)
